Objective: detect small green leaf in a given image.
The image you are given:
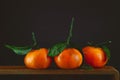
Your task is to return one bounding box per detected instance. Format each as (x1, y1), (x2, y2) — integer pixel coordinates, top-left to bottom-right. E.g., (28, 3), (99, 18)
(48, 42), (67, 57)
(5, 32), (37, 55)
(81, 64), (93, 70)
(101, 46), (111, 59)
(5, 45), (32, 55)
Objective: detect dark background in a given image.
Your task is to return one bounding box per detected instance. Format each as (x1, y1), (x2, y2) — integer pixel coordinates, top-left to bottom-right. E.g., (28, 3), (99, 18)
(0, 0), (119, 71)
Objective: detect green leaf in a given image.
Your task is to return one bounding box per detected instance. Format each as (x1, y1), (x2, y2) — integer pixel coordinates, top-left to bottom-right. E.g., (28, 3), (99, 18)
(5, 45), (32, 55)
(5, 32), (37, 55)
(101, 46), (111, 59)
(48, 17), (75, 57)
(48, 42), (67, 57)
(81, 64), (93, 70)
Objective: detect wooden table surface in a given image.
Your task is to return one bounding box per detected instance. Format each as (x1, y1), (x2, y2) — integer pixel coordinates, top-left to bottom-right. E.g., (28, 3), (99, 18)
(0, 66), (119, 80)
(0, 66), (118, 75)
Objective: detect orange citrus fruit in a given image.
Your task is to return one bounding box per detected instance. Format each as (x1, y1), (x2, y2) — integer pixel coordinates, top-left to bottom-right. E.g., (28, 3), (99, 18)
(54, 48), (83, 69)
(24, 48), (52, 69)
(82, 46), (108, 68)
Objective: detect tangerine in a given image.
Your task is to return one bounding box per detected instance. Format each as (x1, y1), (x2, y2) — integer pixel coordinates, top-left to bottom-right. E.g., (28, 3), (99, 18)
(82, 46), (108, 68)
(54, 48), (83, 69)
(24, 48), (52, 69)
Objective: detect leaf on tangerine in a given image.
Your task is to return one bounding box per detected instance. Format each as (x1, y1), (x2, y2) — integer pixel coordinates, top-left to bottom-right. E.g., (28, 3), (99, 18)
(101, 46), (111, 60)
(48, 17), (74, 57)
(5, 45), (32, 55)
(48, 42), (67, 57)
(5, 32), (37, 55)
(81, 64), (93, 70)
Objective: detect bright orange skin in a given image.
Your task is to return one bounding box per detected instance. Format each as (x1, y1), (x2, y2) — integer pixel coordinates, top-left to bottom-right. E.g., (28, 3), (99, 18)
(24, 48), (52, 69)
(54, 48), (83, 69)
(82, 46), (108, 68)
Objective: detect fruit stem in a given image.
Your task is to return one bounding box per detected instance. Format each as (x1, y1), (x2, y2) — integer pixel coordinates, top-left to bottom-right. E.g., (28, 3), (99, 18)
(96, 41), (112, 46)
(66, 17), (74, 45)
(87, 41), (94, 45)
(32, 32), (37, 47)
